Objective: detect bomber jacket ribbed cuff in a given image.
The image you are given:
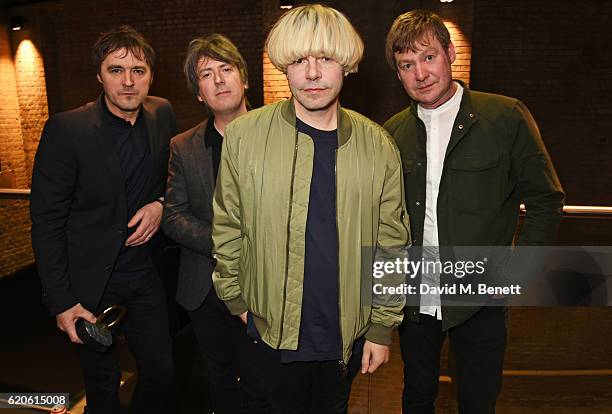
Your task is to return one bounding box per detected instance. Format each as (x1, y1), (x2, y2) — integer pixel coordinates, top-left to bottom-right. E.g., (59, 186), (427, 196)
(224, 295), (248, 316)
(365, 322), (394, 345)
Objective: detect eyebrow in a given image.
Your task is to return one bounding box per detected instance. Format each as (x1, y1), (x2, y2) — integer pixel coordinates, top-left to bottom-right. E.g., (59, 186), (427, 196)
(200, 62), (231, 71)
(106, 64), (147, 70)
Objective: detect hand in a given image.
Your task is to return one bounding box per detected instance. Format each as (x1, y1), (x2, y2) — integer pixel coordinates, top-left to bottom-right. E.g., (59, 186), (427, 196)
(56, 303), (97, 344)
(361, 340), (390, 374)
(125, 201), (163, 246)
(239, 311), (248, 325)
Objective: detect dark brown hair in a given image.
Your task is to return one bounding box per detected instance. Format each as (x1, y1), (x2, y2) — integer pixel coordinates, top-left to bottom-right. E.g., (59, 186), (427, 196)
(385, 10), (451, 69)
(92, 25), (155, 73)
(183, 33), (248, 97)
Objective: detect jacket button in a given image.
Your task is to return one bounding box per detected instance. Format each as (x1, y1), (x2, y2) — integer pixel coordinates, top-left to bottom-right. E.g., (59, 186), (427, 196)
(104, 264), (112, 271)
(416, 201), (421, 206)
(469, 113), (475, 118)
(417, 162), (422, 167)
(458, 124), (464, 129)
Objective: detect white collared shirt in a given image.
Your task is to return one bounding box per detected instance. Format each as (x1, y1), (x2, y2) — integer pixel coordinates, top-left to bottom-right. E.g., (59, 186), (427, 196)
(418, 82), (463, 320)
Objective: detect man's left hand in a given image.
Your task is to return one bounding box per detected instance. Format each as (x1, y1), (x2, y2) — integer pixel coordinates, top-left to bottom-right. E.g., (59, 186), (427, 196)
(125, 201), (163, 246)
(361, 340), (390, 374)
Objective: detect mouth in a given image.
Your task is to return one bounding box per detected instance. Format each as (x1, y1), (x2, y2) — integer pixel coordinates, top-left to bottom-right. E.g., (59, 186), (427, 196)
(417, 83), (434, 92)
(216, 90), (231, 96)
(119, 92), (138, 96)
(303, 87), (326, 93)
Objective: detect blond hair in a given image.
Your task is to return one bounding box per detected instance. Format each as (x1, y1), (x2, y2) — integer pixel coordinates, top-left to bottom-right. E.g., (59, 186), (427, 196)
(265, 4), (364, 74)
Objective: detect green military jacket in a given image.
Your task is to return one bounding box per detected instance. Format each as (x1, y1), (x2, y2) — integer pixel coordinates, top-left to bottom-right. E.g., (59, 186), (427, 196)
(213, 99), (411, 362)
(384, 85), (564, 330)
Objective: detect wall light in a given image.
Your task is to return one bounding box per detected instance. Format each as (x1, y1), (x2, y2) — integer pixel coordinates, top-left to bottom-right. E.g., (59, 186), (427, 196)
(10, 16), (26, 31)
(440, 0), (454, 3)
(280, 0), (293, 9)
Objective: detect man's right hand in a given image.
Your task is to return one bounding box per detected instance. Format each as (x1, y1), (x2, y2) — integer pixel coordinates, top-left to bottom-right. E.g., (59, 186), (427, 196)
(56, 303), (97, 344)
(239, 311), (248, 325)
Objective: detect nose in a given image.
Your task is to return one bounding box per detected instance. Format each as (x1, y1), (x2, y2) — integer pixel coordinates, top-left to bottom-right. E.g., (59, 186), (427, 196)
(305, 58), (321, 81)
(214, 70), (224, 85)
(414, 63), (427, 82)
(122, 71), (134, 87)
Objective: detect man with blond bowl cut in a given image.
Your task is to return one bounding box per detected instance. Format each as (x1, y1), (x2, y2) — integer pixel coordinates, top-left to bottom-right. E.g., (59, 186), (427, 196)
(212, 4), (410, 412)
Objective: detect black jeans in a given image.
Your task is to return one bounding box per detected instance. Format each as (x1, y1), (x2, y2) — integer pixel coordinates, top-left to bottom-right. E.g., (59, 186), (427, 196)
(76, 275), (174, 414)
(399, 306), (507, 414)
(253, 341), (362, 414)
(188, 290), (270, 414)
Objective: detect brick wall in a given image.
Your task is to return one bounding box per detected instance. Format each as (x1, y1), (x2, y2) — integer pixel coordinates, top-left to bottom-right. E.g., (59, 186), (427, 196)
(0, 19), (34, 277)
(0, 21), (27, 188)
(0, 199), (33, 277)
(262, 51), (290, 104)
(14, 37), (49, 182)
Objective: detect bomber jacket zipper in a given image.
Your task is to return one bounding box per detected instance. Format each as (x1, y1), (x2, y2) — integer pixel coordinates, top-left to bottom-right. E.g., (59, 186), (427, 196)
(335, 148), (348, 376)
(277, 127), (300, 348)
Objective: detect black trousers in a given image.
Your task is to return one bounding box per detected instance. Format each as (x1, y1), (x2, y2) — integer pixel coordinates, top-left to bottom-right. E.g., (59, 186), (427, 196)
(189, 290), (270, 414)
(76, 275), (174, 414)
(253, 341), (362, 414)
(399, 306), (507, 414)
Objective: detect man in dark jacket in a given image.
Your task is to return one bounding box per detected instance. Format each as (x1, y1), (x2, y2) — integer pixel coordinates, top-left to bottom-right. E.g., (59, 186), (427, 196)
(384, 10), (565, 414)
(30, 26), (176, 414)
(161, 34), (269, 414)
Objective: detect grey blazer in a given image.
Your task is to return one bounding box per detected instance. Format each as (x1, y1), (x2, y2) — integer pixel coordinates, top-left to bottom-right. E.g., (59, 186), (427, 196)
(162, 119), (217, 311)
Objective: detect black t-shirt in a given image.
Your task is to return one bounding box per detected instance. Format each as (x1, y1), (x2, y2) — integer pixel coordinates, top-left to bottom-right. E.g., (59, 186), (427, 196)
(204, 117), (223, 182)
(281, 117), (342, 362)
(102, 97), (153, 282)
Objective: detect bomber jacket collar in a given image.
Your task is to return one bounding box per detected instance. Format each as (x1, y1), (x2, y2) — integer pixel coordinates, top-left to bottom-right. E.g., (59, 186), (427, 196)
(279, 98), (353, 147)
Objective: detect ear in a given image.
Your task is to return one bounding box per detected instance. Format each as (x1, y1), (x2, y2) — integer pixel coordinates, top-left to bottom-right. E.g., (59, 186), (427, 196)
(447, 42), (457, 65)
(149, 72), (154, 85)
(396, 71), (402, 82)
(196, 94), (204, 103)
(97, 73), (102, 84)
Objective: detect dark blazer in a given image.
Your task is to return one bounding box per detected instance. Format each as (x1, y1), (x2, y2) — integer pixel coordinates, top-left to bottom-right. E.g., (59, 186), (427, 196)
(30, 94), (177, 316)
(162, 119), (217, 311)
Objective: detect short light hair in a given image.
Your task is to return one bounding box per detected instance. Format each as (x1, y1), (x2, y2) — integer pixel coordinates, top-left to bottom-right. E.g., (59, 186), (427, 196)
(265, 4), (364, 74)
(183, 33), (249, 97)
(385, 10), (451, 70)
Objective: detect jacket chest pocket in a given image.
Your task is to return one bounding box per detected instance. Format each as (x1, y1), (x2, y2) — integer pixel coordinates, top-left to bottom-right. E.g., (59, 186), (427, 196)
(448, 152), (500, 212)
(400, 157), (418, 207)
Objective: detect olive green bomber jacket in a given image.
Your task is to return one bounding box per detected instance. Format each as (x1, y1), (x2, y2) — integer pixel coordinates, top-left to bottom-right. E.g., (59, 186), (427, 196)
(212, 99), (411, 363)
(384, 85), (565, 330)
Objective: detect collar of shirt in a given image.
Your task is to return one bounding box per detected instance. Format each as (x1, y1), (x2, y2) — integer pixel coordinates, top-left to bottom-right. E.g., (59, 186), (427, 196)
(418, 81), (463, 118)
(101, 93), (144, 128)
(296, 117), (338, 140)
